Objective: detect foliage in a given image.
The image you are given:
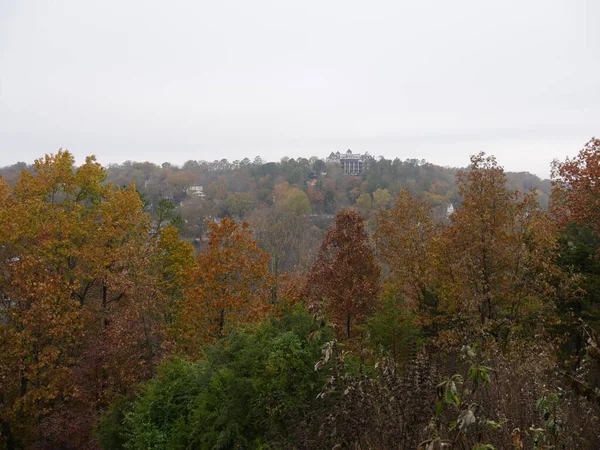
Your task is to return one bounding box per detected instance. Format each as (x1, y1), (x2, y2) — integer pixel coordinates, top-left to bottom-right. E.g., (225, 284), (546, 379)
(424, 345), (497, 449)
(374, 189), (438, 319)
(274, 183), (312, 216)
(4, 143), (600, 449)
(307, 209), (380, 341)
(551, 140), (600, 377)
(367, 296), (422, 368)
(178, 217), (274, 355)
(0, 151), (196, 448)
(155, 198), (184, 232)
(248, 204), (321, 278)
(96, 309), (333, 449)
(295, 348), (438, 449)
(225, 192), (255, 219)
(436, 153), (560, 341)
(551, 137), (600, 239)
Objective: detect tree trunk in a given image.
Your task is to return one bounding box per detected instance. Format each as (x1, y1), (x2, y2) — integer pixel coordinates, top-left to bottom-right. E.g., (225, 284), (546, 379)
(218, 309), (225, 337)
(1, 419), (15, 450)
(346, 313), (351, 340)
(102, 283), (109, 329)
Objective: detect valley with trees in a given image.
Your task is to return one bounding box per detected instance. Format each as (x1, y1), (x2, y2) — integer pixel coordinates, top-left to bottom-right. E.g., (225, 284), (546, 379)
(1, 140), (599, 449)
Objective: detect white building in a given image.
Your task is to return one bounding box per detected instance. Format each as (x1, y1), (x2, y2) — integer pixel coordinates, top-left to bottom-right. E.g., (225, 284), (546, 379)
(327, 149), (365, 175)
(186, 185), (206, 199)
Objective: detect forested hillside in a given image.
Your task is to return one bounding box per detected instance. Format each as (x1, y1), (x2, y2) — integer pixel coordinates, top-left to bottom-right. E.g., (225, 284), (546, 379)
(1, 141), (598, 449)
(0, 153), (551, 277)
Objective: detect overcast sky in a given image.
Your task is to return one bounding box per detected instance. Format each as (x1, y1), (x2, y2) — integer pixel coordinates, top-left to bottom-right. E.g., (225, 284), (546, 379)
(1, 0), (598, 177)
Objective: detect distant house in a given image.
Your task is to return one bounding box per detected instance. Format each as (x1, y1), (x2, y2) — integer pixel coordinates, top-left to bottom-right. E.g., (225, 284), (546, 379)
(186, 185), (206, 199)
(446, 204), (455, 217)
(327, 149), (365, 175)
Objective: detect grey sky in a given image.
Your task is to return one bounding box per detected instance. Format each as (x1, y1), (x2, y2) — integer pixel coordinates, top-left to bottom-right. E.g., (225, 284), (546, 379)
(1, 0), (598, 177)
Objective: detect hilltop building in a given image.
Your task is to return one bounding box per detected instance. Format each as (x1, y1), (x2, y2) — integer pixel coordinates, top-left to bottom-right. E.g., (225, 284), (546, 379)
(327, 149), (366, 175)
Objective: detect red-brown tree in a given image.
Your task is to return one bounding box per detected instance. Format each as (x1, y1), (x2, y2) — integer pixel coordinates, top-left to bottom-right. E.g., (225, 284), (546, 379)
(307, 209), (380, 341)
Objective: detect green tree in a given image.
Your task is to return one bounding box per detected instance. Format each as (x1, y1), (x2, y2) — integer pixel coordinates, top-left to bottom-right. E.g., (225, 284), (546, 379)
(354, 192), (372, 216)
(97, 309), (333, 450)
(225, 192), (256, 218)
(274, 183), (312, 215)
(372, 188), (391, 208)
(367, 297), (421, 367)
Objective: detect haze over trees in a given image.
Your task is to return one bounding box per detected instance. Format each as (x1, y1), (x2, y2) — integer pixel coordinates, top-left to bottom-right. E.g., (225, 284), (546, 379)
(1, 140), (599, 449)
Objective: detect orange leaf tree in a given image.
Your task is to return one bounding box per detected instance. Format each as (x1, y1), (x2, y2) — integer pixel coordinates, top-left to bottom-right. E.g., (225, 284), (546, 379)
(180, 217), (273, 355)
(0, 151), (110, 444)
(0, 150), (196, 447)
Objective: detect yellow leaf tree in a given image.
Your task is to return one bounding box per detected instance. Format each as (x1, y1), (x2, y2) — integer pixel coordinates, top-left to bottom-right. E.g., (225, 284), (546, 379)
(374, 189), (438, 315)
(436, 153), (558, 337)
(0, 150), (196, 447)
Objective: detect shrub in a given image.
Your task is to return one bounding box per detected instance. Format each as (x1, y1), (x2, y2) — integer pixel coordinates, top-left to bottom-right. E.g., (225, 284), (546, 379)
(96, 308), (332, 449)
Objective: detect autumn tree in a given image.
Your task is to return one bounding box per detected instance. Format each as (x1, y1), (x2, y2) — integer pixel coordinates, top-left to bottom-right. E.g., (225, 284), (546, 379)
(372, 188), (391, 208)
(305, 184), (325, 212)
(205, 175), (228, 201)
(374, 189), (438, 313)
(180, 217), (273, 355)
(0, 151), (112, 445)
(45, 218), (196, 449)
(307, 209), (380, 341)
(551, 138), (600, 372)
(273, 182), (312, 215)
(437, 153), (558, 338)
(0, 153), (88, 443)
(0, 243), (82, 448)
(249, 181), (321, 275)
(0, 150), (196, 448)
(151, 224), (196, 334)
(551, 137), (600, 238)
